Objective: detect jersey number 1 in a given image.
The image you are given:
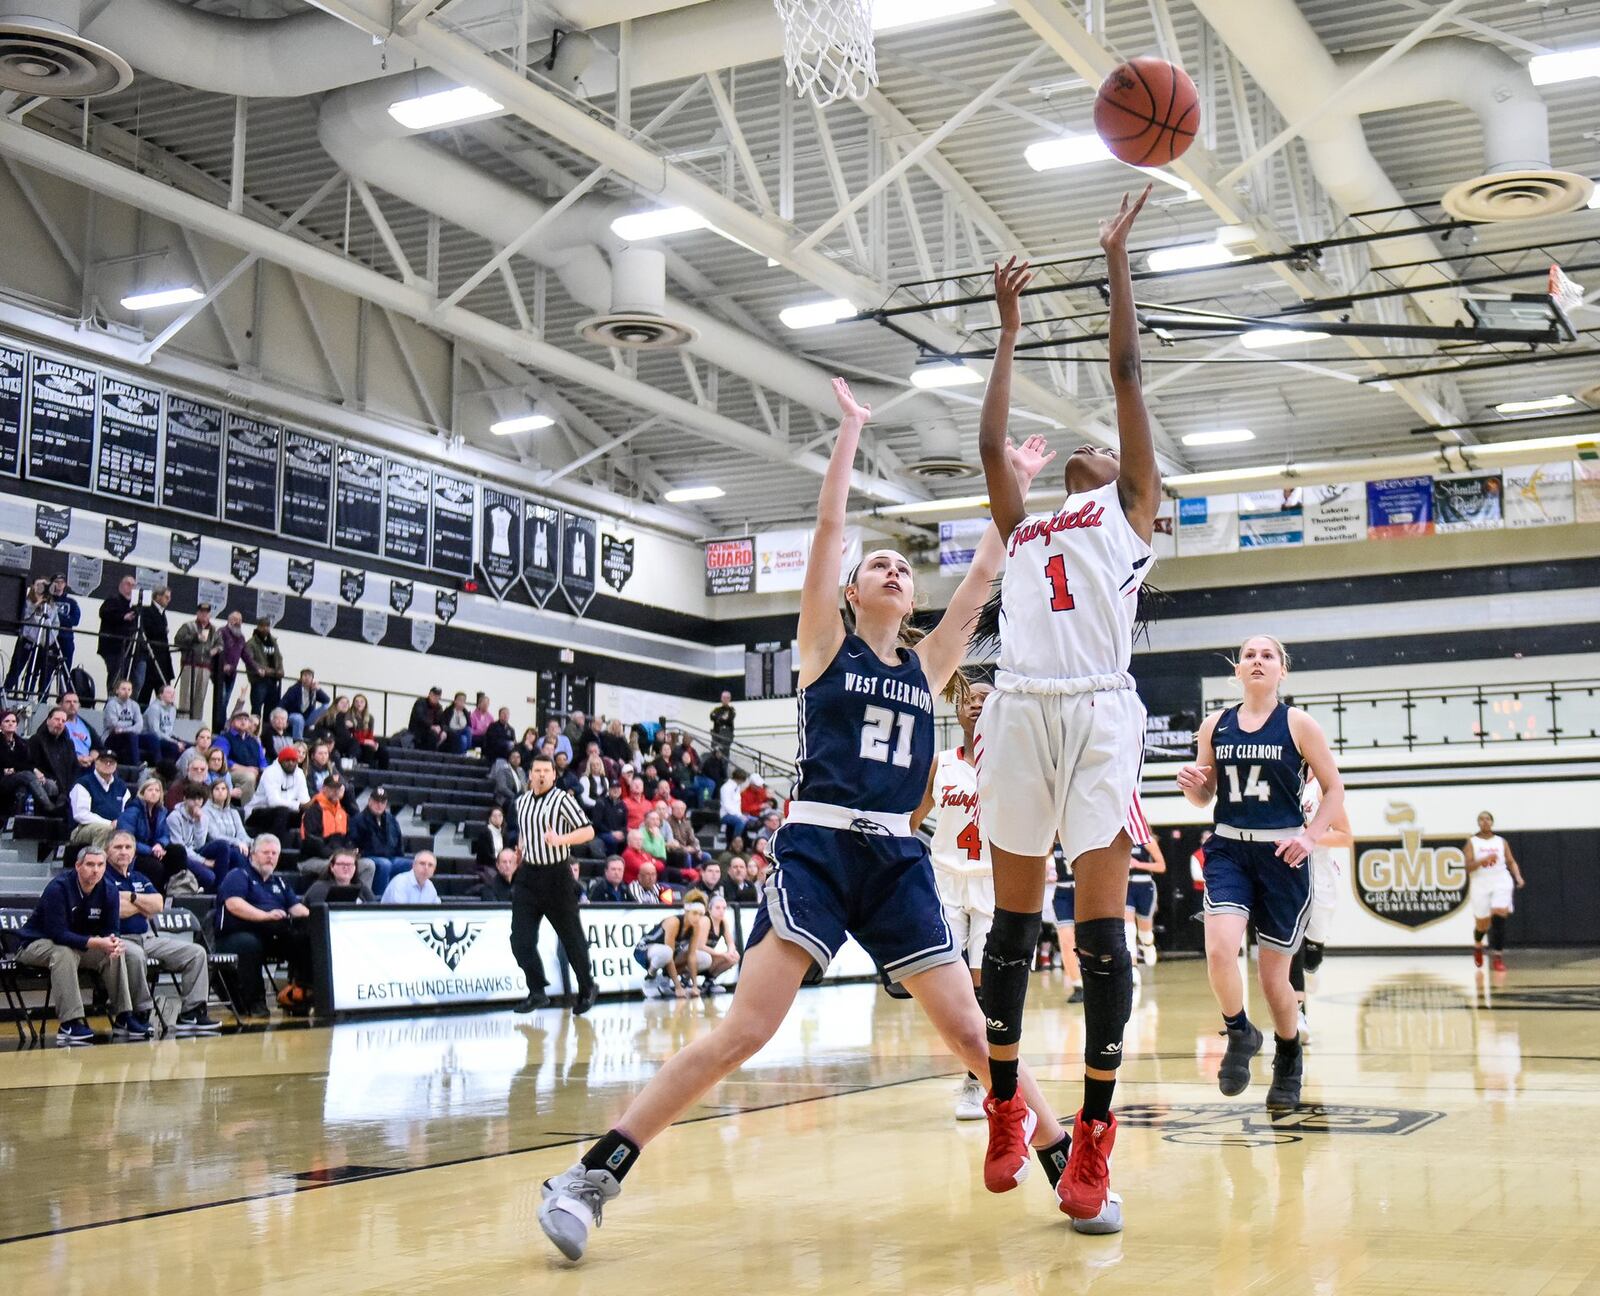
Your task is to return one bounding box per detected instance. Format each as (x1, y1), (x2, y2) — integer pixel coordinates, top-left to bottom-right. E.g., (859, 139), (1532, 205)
(1044, 554), (1075, 612)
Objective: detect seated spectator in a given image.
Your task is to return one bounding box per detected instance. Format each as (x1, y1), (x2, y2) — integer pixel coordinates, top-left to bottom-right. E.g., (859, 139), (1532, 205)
(700, 893), (741, 993)
(587, 780), (627, 856)
(381, 850), (440, 904)
(621, 828), (654, 884)
(576, 753), (609, 811)
(756, 809), (782, 845)
(300, 770), (357, 869)
(346, 693), (386, 767)
(190, 726), (214, 763)
(750, 841), (772, 887)
(200, 779), (251, 876)
(70, 750), (130, 851)
(105, 829), (217, 1032)
(27, 705), (77, 814)
(476, 846), (517, 902)
(666, 799), (710, 877)
(562, 709), (587, 753)
(165, 783), (226, 890)
(569, 858), (587, 905)
(699, 745), (728, 797)
(627, 858), (665, 904)
(716, 835), (747, 868)
(719, 767), (754, 846)
(513, 725), (541, 768)
(16, 845), (148, 1045)
(543, 718), (573, 762)
(698, 859), (722, 897)
(622, 775), (651, 831)
(640, 810), (670, 867)
(218, 709), (267, 803)
(481, 707), (516, 763)
(672, 747), (714, 808)
(634, 889), (712, 998)
(245, 747), (309, 843)
(280, 668), (330, 739)
(142, 682), (184, 767)
(115, 775), (191, 892)
(204, 745), (237, 800)
(304, 847), (376, 906)
(262, 708), (297, 759)
(740, 772), (771, 824)
(103, 678), (156, 766)
(490, 750), (527, 813)
(351, 786), (409, 892)
(444, 691), (473, 754)
(303, 741), (355, 809)
(553, 751), (581, 796)
(168, 751), (210, 809)
(473, 805), (516, 874)
(408, 687), (447, 752)
(468, 693), (494, 751)
(722, 856), (759, 903)
(59, 692), (101, 776)
(587, 855), (628, 903)
(599, 718), (629, 764)
(214, 834), (312, 1016)
(1, 708), (57, 816)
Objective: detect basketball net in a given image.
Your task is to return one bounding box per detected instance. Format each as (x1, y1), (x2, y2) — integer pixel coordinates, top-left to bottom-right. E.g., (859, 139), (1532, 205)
(1549, 264), (1584, 314)
(773, 0), (877, 106)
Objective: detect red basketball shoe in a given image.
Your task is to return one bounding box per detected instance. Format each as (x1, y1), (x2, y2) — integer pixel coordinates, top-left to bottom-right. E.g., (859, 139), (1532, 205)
(1492, 954), (1507, 973)
(982, 1092), (1037, 1192)
(1473, 945), (1484, 968)
(1058, 1110), (1118, 1220)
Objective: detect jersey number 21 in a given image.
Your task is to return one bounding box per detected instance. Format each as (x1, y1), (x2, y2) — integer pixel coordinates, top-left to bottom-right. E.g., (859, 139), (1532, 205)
(860, 705), (914, 767)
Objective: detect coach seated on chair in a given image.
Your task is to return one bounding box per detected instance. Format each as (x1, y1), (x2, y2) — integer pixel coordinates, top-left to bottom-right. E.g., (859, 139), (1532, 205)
(214, 833), (312, 1018)
(104, 830), (218, 1034)
(69, 749), (130, 852)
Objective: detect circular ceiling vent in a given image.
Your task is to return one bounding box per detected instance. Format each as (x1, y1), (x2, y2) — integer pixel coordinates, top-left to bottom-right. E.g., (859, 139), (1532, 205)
(0, 22), (131, 97)
(1442, 170), (1594, 222)
(577, 312), (698, 350)
(905, 453), (975, 480)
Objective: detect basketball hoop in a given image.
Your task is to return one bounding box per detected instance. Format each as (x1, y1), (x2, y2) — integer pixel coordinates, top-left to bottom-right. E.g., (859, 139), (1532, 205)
(1550, 264), (1584, 315)
(773, 0), (877, 107)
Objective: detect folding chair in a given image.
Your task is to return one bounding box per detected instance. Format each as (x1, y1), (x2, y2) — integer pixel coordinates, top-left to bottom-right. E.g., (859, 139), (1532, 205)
(145, 907), (242, 1030)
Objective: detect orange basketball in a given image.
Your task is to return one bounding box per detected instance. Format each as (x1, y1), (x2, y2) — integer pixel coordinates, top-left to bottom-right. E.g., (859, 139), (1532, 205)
(1093, 57), (1199, 168)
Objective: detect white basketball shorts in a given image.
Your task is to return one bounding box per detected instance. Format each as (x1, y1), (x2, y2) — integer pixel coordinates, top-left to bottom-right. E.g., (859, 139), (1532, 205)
(1469, 868), (1514, 918)
(934, 867), (995, 969)
(1303, 849), (1340, 945)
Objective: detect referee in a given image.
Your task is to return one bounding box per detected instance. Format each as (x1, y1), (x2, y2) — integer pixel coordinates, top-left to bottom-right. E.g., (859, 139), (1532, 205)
(512, 752), (599, 1014)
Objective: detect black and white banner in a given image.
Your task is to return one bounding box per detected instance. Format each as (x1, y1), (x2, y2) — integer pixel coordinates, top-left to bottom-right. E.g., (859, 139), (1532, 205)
(66, 552), (100, 595)
(287, 557), (316, 596)
(361, 607), (387, 645)
(383, 460), (430, 567)
(197, 578), (228, 611)
(522, 500), (559, 607)
(160, 396), (224, 518)
(601, 533), (634, 592)
(256, 589), (286, 626)
(104, 517), (137, 560)
(223, 414), (281, 533)
(0, 345), (23, 476)
(229, 544), (259, 586)
(435, 589), (457, 625)
(389, 579), (413, 615)
(94, 377), (161, 504)
(410, 619), (435, 654)
(429, 472), (475, 579)
(281, 431), (334, 547)
(479, 486), (522, 601)
(34, 502), (70, 547)
(169, 532), (201, 574)
(559, 510), (598, 616)
(309, 600), (338, 636)
(334, 447), (383, 555)
(340, 568), (366, 606)
(26, 356), (96, 490)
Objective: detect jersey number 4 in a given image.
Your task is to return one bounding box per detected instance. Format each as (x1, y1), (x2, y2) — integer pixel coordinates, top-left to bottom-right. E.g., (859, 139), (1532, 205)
(1044, 554), (1076, 611)
(956, 820), (983, 861)
(860, 705), (915, 768)
(1223, 764), (1273, 803)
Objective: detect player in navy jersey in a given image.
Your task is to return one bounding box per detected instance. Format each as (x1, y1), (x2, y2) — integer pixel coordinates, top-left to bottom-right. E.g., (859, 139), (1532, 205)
(538, 379), (1069, 1263)
(1177, 636), (1344, 1109)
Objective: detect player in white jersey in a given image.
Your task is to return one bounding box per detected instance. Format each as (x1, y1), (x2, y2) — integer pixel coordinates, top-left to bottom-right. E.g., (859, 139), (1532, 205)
(972, 187), (1159, 1229)
(1465, 810), (1524, 972)
(1295, 776), (1351, 1043)
(913, 680), (995, 1121)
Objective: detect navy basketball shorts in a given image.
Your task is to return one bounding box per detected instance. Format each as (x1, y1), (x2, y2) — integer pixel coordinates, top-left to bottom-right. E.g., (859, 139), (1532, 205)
(749, 823), (959, 983)
(1201, 837), (1312, 953)
(1126, 876), (1157, 920)
(1052, 878), (1075, 925)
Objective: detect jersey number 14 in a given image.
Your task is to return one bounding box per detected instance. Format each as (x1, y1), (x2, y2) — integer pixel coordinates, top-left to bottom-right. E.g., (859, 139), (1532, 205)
(1223, 764), (1273, 803)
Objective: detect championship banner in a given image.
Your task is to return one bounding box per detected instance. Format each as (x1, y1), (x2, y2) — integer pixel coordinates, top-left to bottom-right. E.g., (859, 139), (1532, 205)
(1504, 462), (1574, 528)
(1305, 482), (1367, 545)
(0, 344), (23, 476)
(559, 510), (598, 616)
(704, 536), (754, 596)
(361, 607), (387, 645)
(160, 396), (224, 518)
(1433, 472), (1503, 533)
(229, 544), (259, 585)
(104, 518), (138, 560)
(1176, 494), (1238, 555)
(601, 533), (634, 592)
(66, 552), (100, 595)
(196, 578), (228, 611)
(1238, 488), (1303, 548)
(255, 589), (286, 626)
(281, 431), (334, 547)
(169, 532), (201, 574)
(0, 541), (29, 573)
(94, 377), (161, 504)
(521, 500), (559, 607)
(26, 356), (96, 490)
(1367, 476), (1434, 538)
(383, 459), (430, 567)
(410, 618), (436, 654)
(938, 517), (988, 574)
(34, 502), (70, 548)
(429, 472), (475, 579)
(478, 486), (522, 602)
(309, 600), (338, 636)
(334, 447), (383, 555)
(389, 579), (414, 615)
(222, 413), (281, 533)
(340, 568), (366, 606)
(286, 556), (316, 596)
(435, 589), (457, 625)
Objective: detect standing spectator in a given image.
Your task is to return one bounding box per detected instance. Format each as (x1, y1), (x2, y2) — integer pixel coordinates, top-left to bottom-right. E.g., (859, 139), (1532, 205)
(136, 587), (174, 707)
(444, 691), (473, 754)
(409, 687), (447, 751)
(213, 834), (312, 1017)
(218, 709), (267, 803)
(49, 573), (80, 670)
(172, 603), (220, 722)
(3, 578), (57, 697)
(16, 845), (144, 1045)
(103, 678), (154, 765)
(509, 753), (598, 1014)
(27, 706), (77, 812)
(469, 693), (494, 751)
(350, 786), (409, 892)
(243, 618), (284, 718)
(165, 783), (225, 890)
(482, 706), (516, 763)
(70, 749), (129, 851)
(490, 749), (527, 814)
(200, 779), (251, 875)
(381, 851), (440, 904)
(587, 856), (628, 903)
(709, 690), (736, 755)
(96, 574), (138, 689)
(1, 708), (57, 815)
(104, 829), (217, 1032)
(143, 682), (183, 765)
(115, 775), (190, 892)
(473, 804), (516, 875)
(628, 859), (665, 904)
(477, 847), (518, 902)
(280, 669), (330, 740)
(300, 770), (358, 874)
(214, 610), (249, 729)
(304, 848), (376, 906)
(245, 747), (309, 842)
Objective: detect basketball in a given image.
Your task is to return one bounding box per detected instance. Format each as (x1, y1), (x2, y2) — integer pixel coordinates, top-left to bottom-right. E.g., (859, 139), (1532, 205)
(1094, 56), (1200, 167)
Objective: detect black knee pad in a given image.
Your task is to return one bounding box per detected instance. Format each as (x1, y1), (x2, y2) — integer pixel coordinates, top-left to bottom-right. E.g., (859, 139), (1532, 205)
(980, 907), (1040, 1048)
(1075, 917), (1133, 1071)
(1302, 939), (1325, 973)
(1288, 947), (1306, 994)
(1489, 913), (1508, 951)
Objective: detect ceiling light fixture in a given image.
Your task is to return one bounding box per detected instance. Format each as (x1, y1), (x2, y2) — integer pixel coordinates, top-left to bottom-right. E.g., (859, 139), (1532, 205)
(1146, 241), (1241, 273)
(663, 485), (725, 503)
(779, 298), (857, 330)
(1180, 428), (1256, 446)
(909, 359), (983, 389)
(388, 85), (505, 130)
(1239, 328), (1332, 350)
(490, 413), (555, 434)
(1024, 133), (1113, 172)
(873, 0), (994, 32)
(610, 206), (710, 241)
(120, 286), (204, 311)
(1494, 394), (1575, 414)
(1528, 44), (1600, 86)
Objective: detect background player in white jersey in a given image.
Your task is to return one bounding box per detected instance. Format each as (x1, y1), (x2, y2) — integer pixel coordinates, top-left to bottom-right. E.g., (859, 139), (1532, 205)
(1296, 776), (1351, 1042)
(1465, 810), (1524, 971)
(913, 679), (995, 1120)
(971, 187), (1159, 1227)
(1126, 835), (1165, 972)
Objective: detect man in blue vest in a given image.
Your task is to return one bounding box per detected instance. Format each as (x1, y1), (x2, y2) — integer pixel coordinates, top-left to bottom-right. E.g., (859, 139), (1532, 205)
(69, 749), (129, 851)
(17, 844), (149, 1045)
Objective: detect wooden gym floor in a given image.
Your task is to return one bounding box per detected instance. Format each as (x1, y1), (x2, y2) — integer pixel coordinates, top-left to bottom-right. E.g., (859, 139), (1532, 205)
(3, 951), (1599, 1295)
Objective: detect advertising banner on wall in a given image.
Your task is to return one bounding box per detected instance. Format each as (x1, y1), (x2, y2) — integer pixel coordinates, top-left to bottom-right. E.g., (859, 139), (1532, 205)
(1503, 462), (1574, 528)
(1433, 472), (1503, 533)
(755, 527), (811, 592)
(1151, 498), (1176, 560)
(938, 517), (989, 574)
(1176, 494), (1238, 555)
(1575, 462), (1600, 524)
(1367, 476), (1434, 537)
(705, 536), (755, 596)
(1238, 488), (1303, 548)
(1305, 482), (1366, 545)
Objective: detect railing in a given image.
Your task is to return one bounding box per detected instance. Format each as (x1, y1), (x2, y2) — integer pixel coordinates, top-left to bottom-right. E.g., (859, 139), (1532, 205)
(665, 717), (799, 792)
(1203, 678), (1600, 754)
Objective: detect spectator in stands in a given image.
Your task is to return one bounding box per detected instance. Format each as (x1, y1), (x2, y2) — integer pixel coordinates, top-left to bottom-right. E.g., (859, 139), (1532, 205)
(476, 846), (517, 902)
(96, 575), (138, 689)
(621, 774), (652, 832)
(104, 829), (217, 1032)
(16, 844), (144, 1045)
(1, 708), (57, 815)
(750, 840), (772, 887)
(628, 859), (665, 904)
(71, 749), (129, 851)
(382, 850), (440, 905)
(513, 725), (540, 768)
(301, 769), (355, 865)
(3, 578), (56, 696)
(408, 687), (446, 752)
(740, 771), (770, 825)
(587, 855), (628, 903)
(143, 682), (183, 766)
(445, 691), (473, 754)
(303, 741), (350, 807)
(698, 859), (722, 898)
(351, 786), (409, 893)
(490, 749), (527, 814)
(599, 718), (629, 764)
(568, 858), (587, 905)
(723, 855), (759, 903)
(756, 809), (782, 845)
(165, 783), (225, 889)
(214, 609), (248, 729)
(243, 618), (283, 718)
(719, 767), (752, 846)
(553, 751), (582, 797)
(262, 708), (297, 760)
(346, 693), (385, 767)
(116, 775), (190, 892)
(214, 833), (312, 1017)
(675, 746), (717, 809)
(134, 587), (175, 707)
(482, 706), (515, 763)
(201, 779), (250, 874)
(172, 602), (219, 722)
(587, 779), (627, 856)
(562, 710), (587, 753)
(640, 809), (670, 868)
(27, 706), (76, 814)
(619, 827), (654, 883)
(219, 708), (267, 803)
(576, 752), (609, 809)
(304, 847), (375, 906)
(57, 692), (100, 773)
(710, 690), (736, 755)
(204, 746), (236, 799)
(245, 747), (309, 843)
(666, 799), (710, 877)
(280, 668), (330, 740)
(103, 678), (154, 766)
(168, 751), (209, 809)
(543, 718), (573, 762)
(473, 804), (516, 875)
(49, 573), (80, 669)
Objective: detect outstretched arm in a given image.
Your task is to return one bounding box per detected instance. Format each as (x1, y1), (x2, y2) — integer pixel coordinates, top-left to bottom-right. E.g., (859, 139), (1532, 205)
(1100, 186), (1160, 542)
(796, 378), (870, 688)
(977, 258), (1035, 542)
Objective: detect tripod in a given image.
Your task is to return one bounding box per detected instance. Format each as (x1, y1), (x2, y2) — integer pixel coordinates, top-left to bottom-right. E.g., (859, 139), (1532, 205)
(2, 630), (73, 717)
(110, 595), (168, 706)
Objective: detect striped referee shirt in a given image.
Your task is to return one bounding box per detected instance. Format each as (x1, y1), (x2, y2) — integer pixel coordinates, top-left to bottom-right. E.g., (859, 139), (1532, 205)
(514, 785), (590, 866)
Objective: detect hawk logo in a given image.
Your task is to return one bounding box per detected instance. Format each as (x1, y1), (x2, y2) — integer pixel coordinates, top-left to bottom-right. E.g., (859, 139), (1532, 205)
(412, 920), (484, 972)
(1118, 1102), (1443, 1146)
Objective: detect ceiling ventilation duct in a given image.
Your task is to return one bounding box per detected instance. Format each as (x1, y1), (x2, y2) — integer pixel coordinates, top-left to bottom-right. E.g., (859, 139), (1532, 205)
(0, 0), (131, 97)
(1440, 170), (1592, 223)
(905, 423), (975, 479)
(578, 247), (698, 349)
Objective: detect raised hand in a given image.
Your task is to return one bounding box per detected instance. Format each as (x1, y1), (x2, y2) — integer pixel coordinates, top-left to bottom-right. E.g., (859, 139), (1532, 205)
(1176, 763), (1212, 794)
(1006, 434), (1057, 487)
(832, 376), (871, 426)
(992, 256), (1034, 334)
(1099, 183), (1153, 254)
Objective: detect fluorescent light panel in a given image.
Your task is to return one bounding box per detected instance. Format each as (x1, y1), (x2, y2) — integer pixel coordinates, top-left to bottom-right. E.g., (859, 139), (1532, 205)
(120, 286), (203, 311)
(909, 360), (983, 389)
(873, 0), (994, 32)
(1528, 45), (1600, 86)
(490, 414), (555, 434)
(1494, 394), (1574, 414)
(1146, 241), (1240, 272)
(1240, 327), (1331, 350)
(1024, 133), (1113, 172)
(1181, 428), (1255, 446)
(388, 85), (504, 130)
(610, 206), (709, 241)
(663, 485), (725, 502)
(780, 298), (856, 330)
